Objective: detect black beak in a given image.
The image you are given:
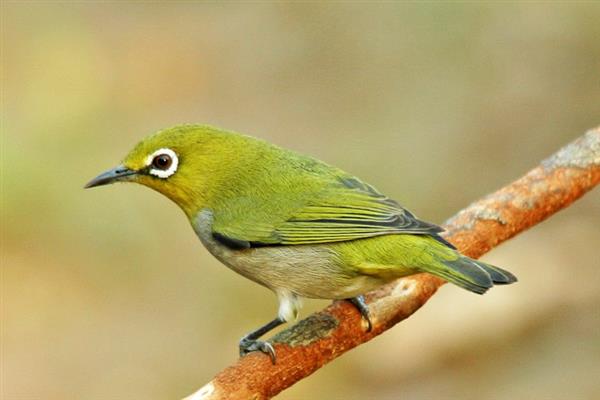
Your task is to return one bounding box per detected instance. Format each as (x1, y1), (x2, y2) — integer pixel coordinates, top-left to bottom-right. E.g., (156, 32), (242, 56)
(84, 165), (138, 189)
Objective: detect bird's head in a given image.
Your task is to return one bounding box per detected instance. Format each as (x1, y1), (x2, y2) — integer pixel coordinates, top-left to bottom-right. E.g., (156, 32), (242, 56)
(85, 124), (249, 217)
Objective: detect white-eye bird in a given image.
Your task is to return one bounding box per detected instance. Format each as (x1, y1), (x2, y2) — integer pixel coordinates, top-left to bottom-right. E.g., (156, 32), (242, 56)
(86, 124), (517, 362)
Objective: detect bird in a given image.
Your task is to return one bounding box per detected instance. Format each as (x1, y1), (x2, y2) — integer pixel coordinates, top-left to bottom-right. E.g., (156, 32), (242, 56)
(85, 124), (517, 362)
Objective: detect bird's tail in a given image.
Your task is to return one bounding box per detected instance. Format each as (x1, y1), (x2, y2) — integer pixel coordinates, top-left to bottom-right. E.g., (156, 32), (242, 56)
(352, 235), (517, 294)
(429, 257), (517, 294)
(410, 233), (517, 294)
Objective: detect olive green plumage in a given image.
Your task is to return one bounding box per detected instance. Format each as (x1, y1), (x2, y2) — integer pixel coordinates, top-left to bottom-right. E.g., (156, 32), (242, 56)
(86, 124), (516, 359)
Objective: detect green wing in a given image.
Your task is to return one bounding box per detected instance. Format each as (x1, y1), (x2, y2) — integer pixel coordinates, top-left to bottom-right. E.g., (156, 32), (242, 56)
(211, 173), (450, 249)
(274, 176), (444, 245)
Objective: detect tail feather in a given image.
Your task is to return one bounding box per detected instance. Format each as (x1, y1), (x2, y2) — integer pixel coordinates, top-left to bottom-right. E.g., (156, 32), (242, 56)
(473, 260), (518, 285)
(424, 257), (517, 295)
(438, 258), (493, 294)
(353, 234), (517, 295)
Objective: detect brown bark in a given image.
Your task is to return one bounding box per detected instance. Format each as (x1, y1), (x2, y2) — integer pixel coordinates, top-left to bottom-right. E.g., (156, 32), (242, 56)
(185, 127), (600, 400)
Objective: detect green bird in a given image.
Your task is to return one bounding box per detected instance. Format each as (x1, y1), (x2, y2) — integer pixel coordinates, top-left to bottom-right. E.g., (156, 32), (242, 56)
(85, 124), (516, 361)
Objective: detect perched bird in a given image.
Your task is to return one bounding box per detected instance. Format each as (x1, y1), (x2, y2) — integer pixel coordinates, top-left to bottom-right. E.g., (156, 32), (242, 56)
(86, 124), (516, 361)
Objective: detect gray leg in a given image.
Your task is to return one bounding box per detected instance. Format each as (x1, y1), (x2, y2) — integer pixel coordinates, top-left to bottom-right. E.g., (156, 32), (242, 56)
(347, 295), (373, 332)
(239, 316), (285, 364)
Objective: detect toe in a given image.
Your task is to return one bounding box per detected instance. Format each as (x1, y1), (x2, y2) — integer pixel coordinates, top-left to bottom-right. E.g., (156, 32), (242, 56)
(239, 339), (277, 363)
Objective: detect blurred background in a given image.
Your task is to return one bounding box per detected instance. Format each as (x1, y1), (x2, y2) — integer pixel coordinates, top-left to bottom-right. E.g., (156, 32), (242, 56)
(2, 2), (600, 399)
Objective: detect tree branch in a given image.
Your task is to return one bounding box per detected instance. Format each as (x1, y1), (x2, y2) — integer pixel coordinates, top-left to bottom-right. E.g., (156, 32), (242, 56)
(185, 127), (600, 400)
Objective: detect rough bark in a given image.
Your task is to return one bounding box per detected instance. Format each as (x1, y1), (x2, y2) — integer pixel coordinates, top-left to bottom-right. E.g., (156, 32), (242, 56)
(185, 127), (600, 400)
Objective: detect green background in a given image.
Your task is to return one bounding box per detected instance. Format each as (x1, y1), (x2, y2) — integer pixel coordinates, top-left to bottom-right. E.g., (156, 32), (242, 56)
(2, 2), (599, 399)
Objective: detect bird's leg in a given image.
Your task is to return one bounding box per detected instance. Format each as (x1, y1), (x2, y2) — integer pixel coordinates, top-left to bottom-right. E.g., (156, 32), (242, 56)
(239, 316), (285, 364)
(347, 295), (373, 332)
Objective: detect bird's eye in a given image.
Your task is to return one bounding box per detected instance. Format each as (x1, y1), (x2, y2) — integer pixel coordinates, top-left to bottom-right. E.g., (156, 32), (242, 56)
(146, 148), (179, 179)
(152, 154), (172, 170)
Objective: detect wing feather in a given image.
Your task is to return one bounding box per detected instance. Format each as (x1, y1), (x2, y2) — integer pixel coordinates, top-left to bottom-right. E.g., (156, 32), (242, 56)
(212, 173), (450, 248)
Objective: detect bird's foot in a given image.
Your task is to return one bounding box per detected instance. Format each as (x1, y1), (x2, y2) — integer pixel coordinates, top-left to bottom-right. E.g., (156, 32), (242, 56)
(239, 337), (277, 364)
(347, 295), (373, 332)
(238, 316), (284, 364)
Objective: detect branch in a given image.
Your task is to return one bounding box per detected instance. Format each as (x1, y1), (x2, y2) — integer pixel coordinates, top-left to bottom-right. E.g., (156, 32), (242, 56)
(185, 127), (600, 400)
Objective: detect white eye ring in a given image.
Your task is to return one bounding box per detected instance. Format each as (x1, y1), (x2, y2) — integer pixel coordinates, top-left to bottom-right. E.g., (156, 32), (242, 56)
(146, 148), (179, 179)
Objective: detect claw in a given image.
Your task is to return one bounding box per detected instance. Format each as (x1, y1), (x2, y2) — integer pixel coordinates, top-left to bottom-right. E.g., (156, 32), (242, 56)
(237, 316), (285, 364)
(239, 337), (277, 364)
(347, 295), (373, 332)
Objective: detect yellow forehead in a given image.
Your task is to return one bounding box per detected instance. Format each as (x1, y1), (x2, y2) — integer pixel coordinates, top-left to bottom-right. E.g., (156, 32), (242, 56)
(121, 124), (217, 170)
